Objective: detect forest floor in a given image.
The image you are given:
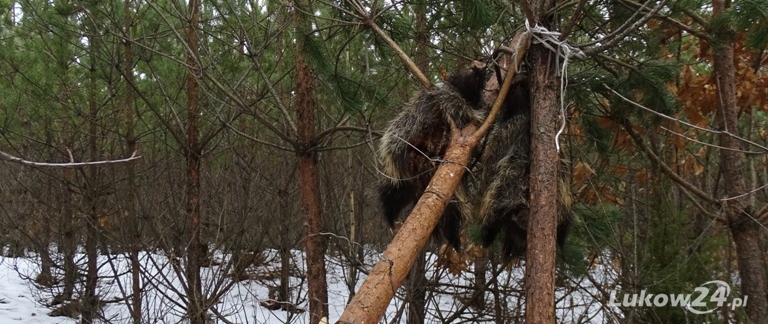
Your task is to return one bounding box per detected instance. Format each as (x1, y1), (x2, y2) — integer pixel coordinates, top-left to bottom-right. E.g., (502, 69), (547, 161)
(0, 249), (609, 323)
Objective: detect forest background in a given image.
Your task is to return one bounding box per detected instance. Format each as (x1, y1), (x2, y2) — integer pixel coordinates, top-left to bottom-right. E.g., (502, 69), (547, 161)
(0, 0), (767, 323)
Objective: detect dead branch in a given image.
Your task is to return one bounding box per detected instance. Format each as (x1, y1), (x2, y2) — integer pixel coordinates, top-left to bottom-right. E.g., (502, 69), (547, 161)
(0, 150), (141, 168)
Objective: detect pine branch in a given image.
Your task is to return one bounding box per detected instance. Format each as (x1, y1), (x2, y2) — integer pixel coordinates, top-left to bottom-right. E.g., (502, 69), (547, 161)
(343, 0), (430, 87)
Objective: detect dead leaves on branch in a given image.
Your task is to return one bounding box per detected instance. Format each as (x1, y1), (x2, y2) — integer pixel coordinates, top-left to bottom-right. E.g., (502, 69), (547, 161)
(678, 38), (768, 125)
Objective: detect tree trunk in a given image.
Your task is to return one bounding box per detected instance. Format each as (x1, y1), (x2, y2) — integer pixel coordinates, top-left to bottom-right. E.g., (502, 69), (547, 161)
(295, 12), (329, 321)
(472, 252), (487, 309)
(278, 188), (294, 302)
(60, 167), (77, 304)
(36, 179), (55, 287)
(711, 1), (768, 322)
(122, 1), (142, 322)
(82, 31), (102, 324)
(406, 3), (429, 322)
(523, 0), (559, 321)
(184, 1), (205, 323)
(406, 254), (427, 324)
(82, 203), (99, 324)
(279, 186), (292, 303)
(346, 149), (360, 305)
(57, 70), (77, 308)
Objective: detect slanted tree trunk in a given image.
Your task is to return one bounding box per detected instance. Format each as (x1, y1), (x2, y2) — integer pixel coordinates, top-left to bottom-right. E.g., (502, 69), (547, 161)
(523, 0), (559, 322)
(336, 35), (528, 323)
(711, 1), (768, 322)
(336, 125), (479, 324)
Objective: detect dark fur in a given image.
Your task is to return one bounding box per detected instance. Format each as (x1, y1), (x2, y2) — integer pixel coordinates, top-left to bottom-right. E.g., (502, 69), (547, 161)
(476, 74), (571, 260)
(378, 66), (487, 250)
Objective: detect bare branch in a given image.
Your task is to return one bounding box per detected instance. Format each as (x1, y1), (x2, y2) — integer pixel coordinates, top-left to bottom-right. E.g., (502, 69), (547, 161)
(255, 61), (298, 136)
(619, 119), (718, 204)
(0, 150), (141, 168)
(607, 86), (768, 152)
(619, 0), (711, 40)
(581, 0), (669, 55)
(660, 126), (764, 155)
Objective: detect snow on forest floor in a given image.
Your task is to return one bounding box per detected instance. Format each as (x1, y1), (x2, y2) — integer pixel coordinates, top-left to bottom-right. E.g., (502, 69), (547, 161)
(0, 249), (615, 323)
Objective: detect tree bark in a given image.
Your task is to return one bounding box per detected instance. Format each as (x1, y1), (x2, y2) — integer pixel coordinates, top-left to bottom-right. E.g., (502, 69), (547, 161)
(711, 1), (768, 322)
(295, 10), (329, 321)
(522, 0), (559, 322)
(184, 1), (205, 323)
(472, 252), (487, 309)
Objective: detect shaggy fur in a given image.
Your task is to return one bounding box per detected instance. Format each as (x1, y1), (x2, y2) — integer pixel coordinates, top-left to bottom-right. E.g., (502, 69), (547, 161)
(378, 66), (487, 250)
(476, 74), (571, 260)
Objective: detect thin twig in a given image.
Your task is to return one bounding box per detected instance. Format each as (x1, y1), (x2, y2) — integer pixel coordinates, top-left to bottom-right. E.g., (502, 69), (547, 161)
(619, 0), (710, 40)
(607, 86), (768, 152)
(581, 0), (669, 55)
(620, 119), (719, 204)
(660, 126), (764, 155)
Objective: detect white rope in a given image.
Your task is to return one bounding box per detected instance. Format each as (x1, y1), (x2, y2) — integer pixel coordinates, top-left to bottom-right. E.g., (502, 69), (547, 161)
(524, 20), (585, 152)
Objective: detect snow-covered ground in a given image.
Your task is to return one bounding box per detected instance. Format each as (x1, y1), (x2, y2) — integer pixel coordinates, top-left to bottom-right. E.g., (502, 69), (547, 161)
(0, 256), (65, 323)
(0, 249), (616, 323)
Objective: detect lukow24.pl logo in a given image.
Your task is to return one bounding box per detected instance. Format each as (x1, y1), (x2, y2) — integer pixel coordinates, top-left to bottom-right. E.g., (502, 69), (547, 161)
(607, 280), (747, 314)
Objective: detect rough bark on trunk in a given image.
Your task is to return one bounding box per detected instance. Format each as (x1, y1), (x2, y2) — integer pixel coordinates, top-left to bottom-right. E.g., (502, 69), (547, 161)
(523, 0), (559, 321)
(524, 43), (559, 324)
(295, 35), (329, 324)
(711, 1), (768, 321)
